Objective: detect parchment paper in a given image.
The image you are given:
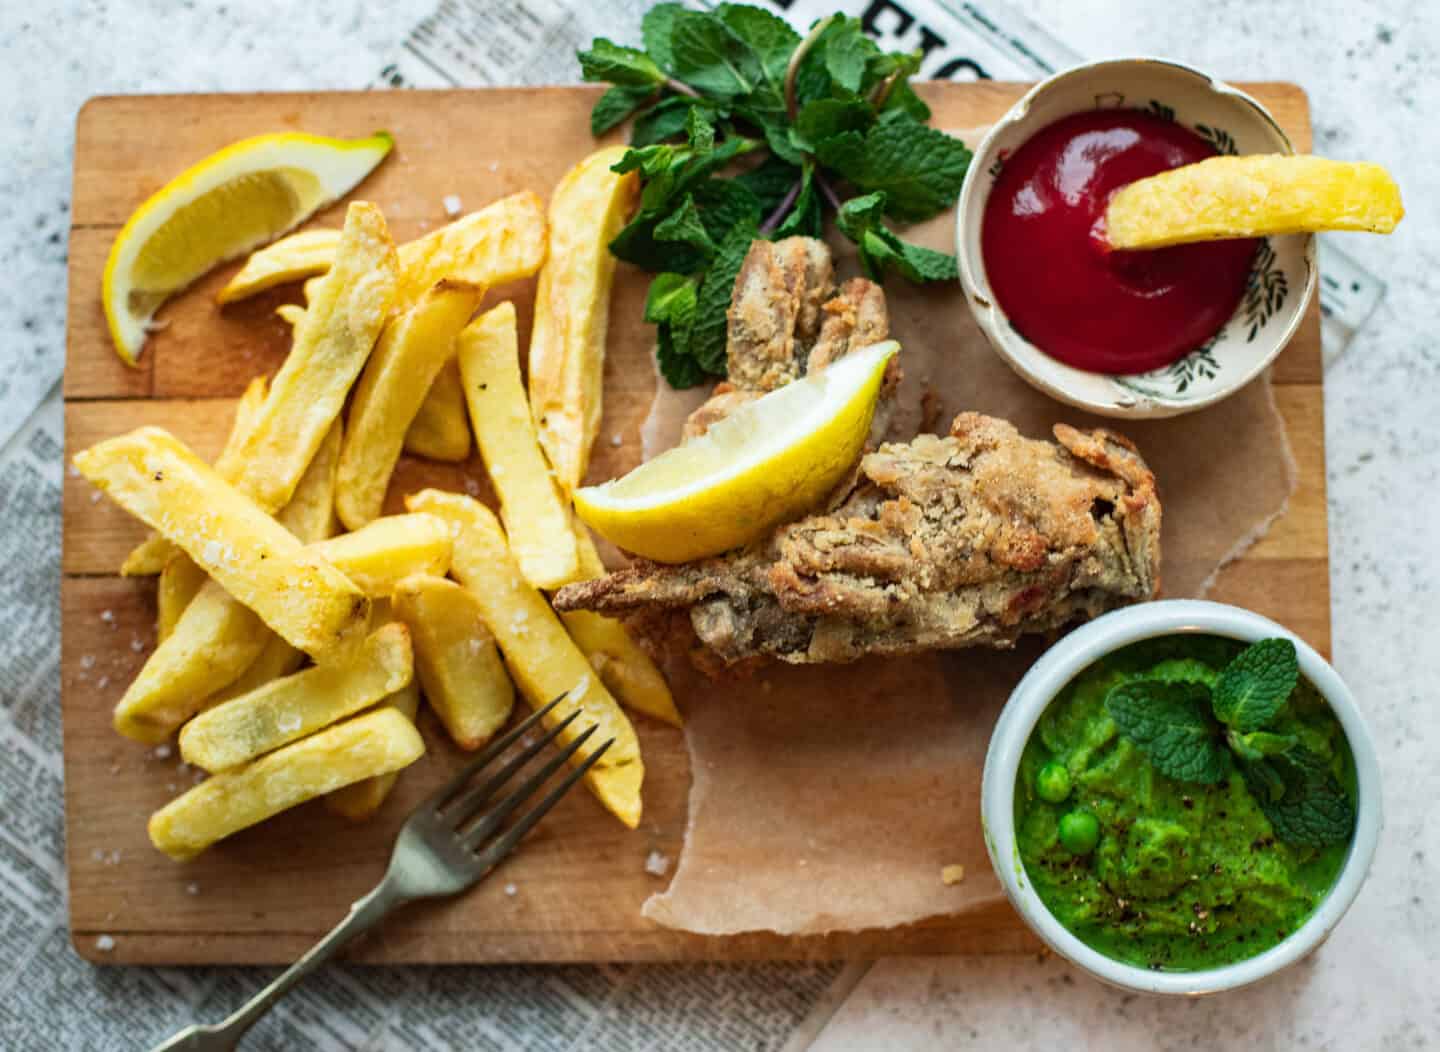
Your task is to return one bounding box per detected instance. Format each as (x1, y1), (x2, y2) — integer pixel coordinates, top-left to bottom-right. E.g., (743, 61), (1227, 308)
(640, 130), (1297, 935)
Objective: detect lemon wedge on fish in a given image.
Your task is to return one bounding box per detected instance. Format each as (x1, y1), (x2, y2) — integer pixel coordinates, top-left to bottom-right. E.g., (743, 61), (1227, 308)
(574, 341), (898, 563)
(103, 131), (393, 365)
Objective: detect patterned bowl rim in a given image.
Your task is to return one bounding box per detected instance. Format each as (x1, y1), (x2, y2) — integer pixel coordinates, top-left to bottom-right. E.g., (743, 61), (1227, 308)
(954, 57), (1320, 419)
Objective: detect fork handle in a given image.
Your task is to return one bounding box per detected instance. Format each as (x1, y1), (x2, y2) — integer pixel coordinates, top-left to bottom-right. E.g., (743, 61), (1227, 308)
(147, 880), (404, 1052)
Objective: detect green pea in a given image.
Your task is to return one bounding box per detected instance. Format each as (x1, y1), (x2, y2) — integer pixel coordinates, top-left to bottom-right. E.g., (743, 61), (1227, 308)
(1058, 810), (1100, 855)
(1036, 761), (1071, 803)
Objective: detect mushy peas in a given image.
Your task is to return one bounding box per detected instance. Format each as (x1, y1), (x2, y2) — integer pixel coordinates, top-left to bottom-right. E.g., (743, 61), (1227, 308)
(1014, 635), (1356, 971)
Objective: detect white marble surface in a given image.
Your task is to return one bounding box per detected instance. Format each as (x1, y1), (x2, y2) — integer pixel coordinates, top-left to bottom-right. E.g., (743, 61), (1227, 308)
(3, 0), (1436, 1047)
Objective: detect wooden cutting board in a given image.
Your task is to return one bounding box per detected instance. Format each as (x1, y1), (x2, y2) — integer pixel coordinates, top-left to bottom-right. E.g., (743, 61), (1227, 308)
(62, 83), (1328, 964)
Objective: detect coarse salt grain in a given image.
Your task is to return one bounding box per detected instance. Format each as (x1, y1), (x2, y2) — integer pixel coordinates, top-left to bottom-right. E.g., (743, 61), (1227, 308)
(610, 434), (622, 447)
(186, 883), (200, 896)
(129, 637), (145, 652)
(644, 851), (670, 876)
(153, 744), (171, 760)
(464, 477), (481, 496)
(442, 194), (463, 217)
(80, 655), (95, 670)
(100, 610), (115, 625)
(67, 465), (80, 478)
(94, 935), (115, 952)
(504, 883), (517, 897)
(89, 492), (102, 504)
(96, 676), (109, 689)
(202, 540), (223, 565)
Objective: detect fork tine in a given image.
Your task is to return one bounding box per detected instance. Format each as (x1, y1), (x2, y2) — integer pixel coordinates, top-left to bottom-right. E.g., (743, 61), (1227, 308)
(459, 725), (600, 850)
(422, 693), (571, 810)
(440, 709), (581, 821)
(474, 740), (616, 866)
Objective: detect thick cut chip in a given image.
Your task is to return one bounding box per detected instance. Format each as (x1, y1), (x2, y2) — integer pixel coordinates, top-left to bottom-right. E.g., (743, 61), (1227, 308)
(149, 708), (424, 861)
(124, 375), (270, 577)
(393, 574), (515, 749)
(404, 360), (472, 462)
(223, 201), (398, 513)
(115, 580), (269, 743)
(405, 489), (642, 827)
(156, 554), (207, 642)
(218, 228), (343, 303)
(336, 280), (484, 529)
(528, 147), (638, 491)
(309, 513), (452, 596)
(180, 623), (413, 773)
(1105, 155), (1404, 249)
(74, 426), (369, 660)
(112, 507), (439, 743)
(560, 521), (680, 727)
(457, 301), (578, 588)
(393, 192), (547, 311)
(325, 681), (421, 821)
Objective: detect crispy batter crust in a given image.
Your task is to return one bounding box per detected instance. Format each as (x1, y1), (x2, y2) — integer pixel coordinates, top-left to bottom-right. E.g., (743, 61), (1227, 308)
(555, 413), (1162, 666)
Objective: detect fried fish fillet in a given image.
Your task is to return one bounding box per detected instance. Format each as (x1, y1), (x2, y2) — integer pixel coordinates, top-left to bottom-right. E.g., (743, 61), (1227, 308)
(553, 412), (1161, 665)
(684, 238), (895, 442)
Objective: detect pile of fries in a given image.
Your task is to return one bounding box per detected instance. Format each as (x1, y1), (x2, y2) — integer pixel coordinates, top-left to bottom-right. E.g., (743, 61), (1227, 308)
(75, 147), (679, 862)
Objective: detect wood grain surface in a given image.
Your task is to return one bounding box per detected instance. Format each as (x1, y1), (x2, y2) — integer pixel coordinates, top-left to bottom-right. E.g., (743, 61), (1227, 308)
(62, 83), (1327, 964)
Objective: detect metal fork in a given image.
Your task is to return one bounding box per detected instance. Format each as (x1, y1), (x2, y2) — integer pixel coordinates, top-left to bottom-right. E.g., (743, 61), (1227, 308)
(149, 694), (612, 1052)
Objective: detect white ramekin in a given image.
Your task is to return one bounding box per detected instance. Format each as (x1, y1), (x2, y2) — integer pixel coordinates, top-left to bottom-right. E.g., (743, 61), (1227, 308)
(981, 600), (1381, 995)
(955, 58), (1319, 419)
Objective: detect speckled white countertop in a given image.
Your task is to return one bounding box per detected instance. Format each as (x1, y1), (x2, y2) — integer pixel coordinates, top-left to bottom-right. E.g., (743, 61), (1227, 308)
(4, 0), (1436, 1047)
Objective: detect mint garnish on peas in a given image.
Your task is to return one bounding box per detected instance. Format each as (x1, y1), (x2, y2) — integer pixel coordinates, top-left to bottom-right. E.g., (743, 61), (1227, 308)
(1104, 638), (1355, 847)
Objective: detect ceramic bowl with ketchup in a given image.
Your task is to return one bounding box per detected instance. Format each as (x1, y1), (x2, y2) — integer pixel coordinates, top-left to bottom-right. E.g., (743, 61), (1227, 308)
(956, 58), (1317, 419)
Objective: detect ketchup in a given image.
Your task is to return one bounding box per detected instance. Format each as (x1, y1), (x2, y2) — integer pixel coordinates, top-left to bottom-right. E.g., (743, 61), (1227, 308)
(981, 110), (1257, 375)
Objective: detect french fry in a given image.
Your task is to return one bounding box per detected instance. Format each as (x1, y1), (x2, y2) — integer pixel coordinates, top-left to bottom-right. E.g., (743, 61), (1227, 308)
(217, 228), (342, 303)
(123, 376), (269, 577)
(309, 513), (452, 596)
(405, 489), (642, 828)
(74, 427), (369, 660)
(150, 708), (424, 861)
(561, 521), (681, 728)
(222, 201), (398, 513)
(204, 420), (343, 707)
(180, 623), (413, 773)
(456, 301), (578, 588)
(393, 574), (514, 749)
(336, 280), (484, 529)
(392, 192), (547, 311)
(115, 581), (269, 743)
(112, 509), (440, 743)
(324, 680), (421, 821)
(275, 302), (306, 328)
(528, 147), (638, 492)
(403, 360), (471, 462)
(224, 191), (545, 302)
(156, 554), (207, 642)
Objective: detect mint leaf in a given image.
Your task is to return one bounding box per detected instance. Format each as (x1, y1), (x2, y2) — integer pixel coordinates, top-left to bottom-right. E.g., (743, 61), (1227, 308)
(736, 155), (801, 214)
(642, 3), (685, 74)
(631, 97), (698, 146)
(657, 321), (706, 388)
(653, 195), (718, 257)
(819, 111), (972, 222)
(1240, 747), (1355, 847)
(692, 179), (763, 241)
(685, 106), (715, 153)
(836, 192), (958, 283)
(670, 10), (758, 100)
(578, 39), (665, 87)
(610, 212), (708, 275)
(1105, 681), (1227, 784)
(591, 85), (655, 136)
(690, 216), (757, 374)
(822, 17), (877, 94)
(793, 98), (874, 151)
(715, 3), (796, 108)
(643, 273), (698, 325)
(775, 165), (822, 238)
(1228, 730), (1299, 761)
(1214, 638), (1299, 732)
(881, 80), (931, 121)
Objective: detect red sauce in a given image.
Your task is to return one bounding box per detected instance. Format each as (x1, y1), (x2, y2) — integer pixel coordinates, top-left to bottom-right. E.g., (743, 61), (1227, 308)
(981, 110), (1257, 375)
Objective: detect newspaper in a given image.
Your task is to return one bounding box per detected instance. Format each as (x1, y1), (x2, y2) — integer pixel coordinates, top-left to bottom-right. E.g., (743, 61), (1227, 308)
(0, 0), (1384, 1048)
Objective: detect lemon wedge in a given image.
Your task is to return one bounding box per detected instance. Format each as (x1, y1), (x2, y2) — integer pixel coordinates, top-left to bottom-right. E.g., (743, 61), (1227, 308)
(103, 131), (393, 365)
(575, 341), (898, 563)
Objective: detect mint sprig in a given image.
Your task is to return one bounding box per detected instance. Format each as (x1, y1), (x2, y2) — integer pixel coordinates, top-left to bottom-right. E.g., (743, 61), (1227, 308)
(578, 4), (971, 388)
(1103, 638), (1355, 848)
